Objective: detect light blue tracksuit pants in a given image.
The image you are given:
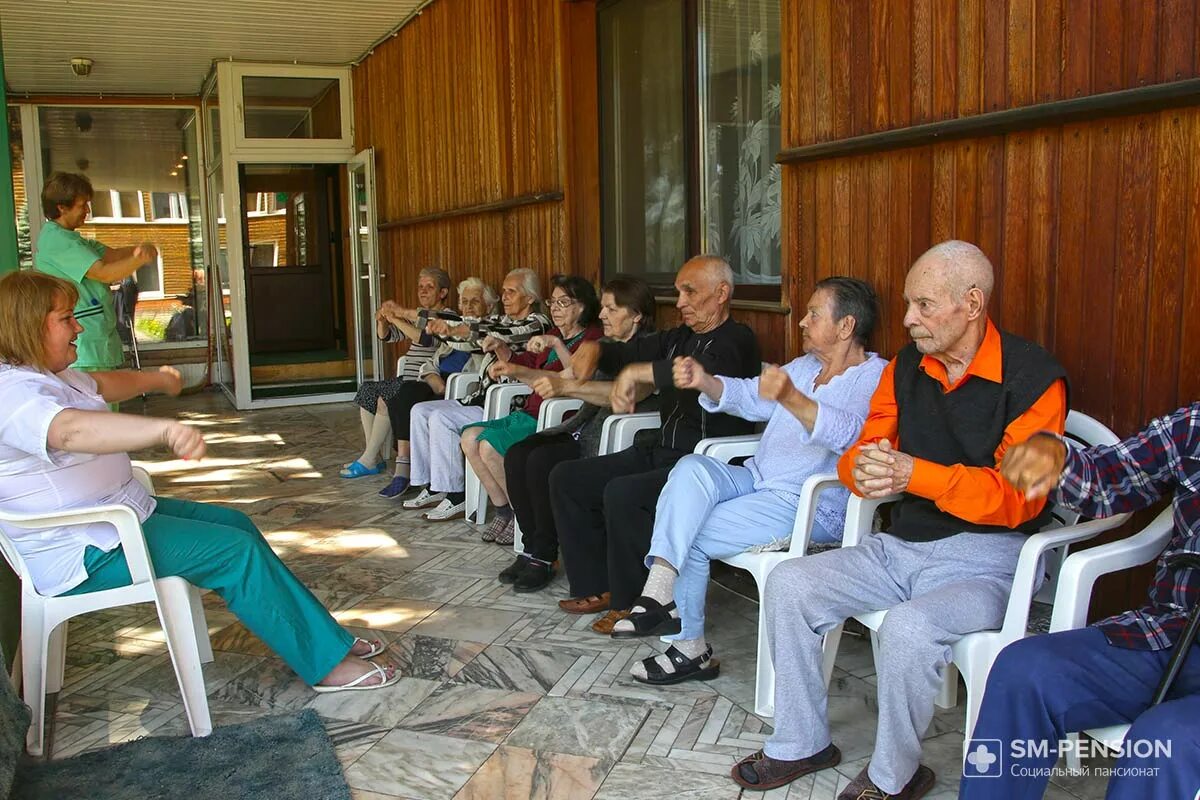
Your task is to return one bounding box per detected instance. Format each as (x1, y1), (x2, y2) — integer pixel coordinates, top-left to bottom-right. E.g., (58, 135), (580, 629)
(65, 496), (354, 685)
(646, 454), (837, 640)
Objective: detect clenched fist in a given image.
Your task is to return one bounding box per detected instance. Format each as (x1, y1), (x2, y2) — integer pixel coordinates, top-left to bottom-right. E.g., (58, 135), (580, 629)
(672, 356), (708, 390)
(1000, 433), (1068, 499)
(526, 335), (561, 355)
(157, 365), (184, 397)
(758, 365), (796, 403)
(162, 421), (206, 461)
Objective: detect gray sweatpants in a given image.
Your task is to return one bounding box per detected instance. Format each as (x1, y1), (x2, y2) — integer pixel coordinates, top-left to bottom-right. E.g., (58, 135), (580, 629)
(763, 531), (1027, 793)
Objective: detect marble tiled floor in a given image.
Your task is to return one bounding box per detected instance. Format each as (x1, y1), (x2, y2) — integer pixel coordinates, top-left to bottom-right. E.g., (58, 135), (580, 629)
(42, 391), (1111, 800)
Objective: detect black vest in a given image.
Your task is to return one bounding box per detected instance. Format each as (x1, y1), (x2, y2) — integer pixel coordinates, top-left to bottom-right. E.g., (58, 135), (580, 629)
(889, 330), (1068, 542)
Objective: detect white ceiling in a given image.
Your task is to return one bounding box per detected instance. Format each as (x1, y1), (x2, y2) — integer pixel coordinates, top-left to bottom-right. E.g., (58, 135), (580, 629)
(1, 0), (428, 96)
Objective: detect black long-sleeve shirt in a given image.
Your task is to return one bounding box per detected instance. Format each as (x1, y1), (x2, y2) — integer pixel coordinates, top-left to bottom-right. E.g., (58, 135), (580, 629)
(598, 317), (761, 453)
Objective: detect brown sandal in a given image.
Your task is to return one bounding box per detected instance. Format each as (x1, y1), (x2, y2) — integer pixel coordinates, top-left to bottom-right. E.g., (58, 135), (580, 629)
(730, 744), (841, 791)
(558, 592), (610, 614)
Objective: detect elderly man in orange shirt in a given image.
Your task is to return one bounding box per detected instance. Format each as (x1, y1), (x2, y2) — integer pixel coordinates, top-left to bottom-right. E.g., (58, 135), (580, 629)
(730, 240), (1068, 800)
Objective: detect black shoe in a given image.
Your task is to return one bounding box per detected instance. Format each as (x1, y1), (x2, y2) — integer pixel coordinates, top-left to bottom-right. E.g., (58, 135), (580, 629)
(498, 555), (528, 585)
(512, 559), (554, 593)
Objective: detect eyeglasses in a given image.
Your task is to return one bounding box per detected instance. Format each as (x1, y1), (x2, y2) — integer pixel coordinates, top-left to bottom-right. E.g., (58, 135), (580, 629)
(548, 297), (578, 310)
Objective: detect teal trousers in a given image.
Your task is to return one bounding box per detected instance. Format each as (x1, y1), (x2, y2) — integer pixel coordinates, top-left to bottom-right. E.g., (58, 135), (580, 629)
(64, 497), (353, 685)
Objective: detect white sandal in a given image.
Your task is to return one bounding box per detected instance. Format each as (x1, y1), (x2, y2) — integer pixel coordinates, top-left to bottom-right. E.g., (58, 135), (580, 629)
(354, 637), (385, 659)
(312, 662), (401, 693)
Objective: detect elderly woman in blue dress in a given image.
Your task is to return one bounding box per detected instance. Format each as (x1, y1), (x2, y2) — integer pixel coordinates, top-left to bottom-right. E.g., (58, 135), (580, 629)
(0, 270), (398, 693)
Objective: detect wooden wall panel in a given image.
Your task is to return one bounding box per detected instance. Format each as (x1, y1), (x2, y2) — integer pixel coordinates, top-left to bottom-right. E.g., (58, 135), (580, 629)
(352, 0), (599, 313)
(783, 0), (1200, 149)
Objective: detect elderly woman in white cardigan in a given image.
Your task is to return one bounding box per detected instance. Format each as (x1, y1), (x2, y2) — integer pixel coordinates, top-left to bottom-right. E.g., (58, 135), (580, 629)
(610, 277), (887, 686)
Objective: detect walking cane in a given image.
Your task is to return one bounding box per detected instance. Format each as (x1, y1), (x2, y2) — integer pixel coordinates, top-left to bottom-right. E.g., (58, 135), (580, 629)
(1150, 553), (1200, 705)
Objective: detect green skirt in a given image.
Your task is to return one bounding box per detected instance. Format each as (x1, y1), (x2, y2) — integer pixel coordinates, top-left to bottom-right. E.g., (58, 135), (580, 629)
(461, 411), (537, 456)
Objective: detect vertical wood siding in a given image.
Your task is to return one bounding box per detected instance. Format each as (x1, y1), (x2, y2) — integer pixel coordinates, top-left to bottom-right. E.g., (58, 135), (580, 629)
(352, 0), (599, 309)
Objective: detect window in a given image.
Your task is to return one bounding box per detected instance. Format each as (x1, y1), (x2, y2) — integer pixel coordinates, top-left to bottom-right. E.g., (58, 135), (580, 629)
(599, 0), (687, 288)
(248, 241), (279, 267)
(246, 192), (285, 217)
(150, 191), (189, 222)
(88, 190), (145, 223)
(135, 253), (164, 298)
(599, 0), (782, 299)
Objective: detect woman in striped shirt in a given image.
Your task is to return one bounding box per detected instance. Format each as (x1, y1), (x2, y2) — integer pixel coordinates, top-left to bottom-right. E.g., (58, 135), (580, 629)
(340, 267), (455, 479)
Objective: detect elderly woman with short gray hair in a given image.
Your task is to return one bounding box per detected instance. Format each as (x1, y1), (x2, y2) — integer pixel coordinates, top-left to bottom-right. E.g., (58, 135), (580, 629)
(340, 267), (459, 479)
(400, 268), (551, 520)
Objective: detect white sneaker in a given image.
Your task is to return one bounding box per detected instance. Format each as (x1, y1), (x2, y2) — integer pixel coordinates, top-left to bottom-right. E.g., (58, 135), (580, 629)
(402, 488), (445, 510)
(423, 498), (466, 522)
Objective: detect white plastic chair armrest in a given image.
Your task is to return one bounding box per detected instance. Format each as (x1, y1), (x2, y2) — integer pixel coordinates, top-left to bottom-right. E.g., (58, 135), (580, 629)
(693, 434), (762, 461)
(841, 493), (903, 548)
(0, 504), (156, 586)
(445, 372), (481, 401)
(598, 412), (661, 455)
(1049, 506), (1175, 632)
(131, 466), (154, 494)
(997, 513), (1131, 640)
(787, 473), (844, 555)
(483, 382), (533, 420)
(538, 397), (584, 430)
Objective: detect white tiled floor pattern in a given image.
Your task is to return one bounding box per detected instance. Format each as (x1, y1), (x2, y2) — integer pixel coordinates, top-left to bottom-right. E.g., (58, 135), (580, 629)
(38, 392), (1111, 800)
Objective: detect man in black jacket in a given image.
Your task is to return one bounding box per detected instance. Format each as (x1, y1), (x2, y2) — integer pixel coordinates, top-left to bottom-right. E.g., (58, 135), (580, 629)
(548, 256), (761, 632)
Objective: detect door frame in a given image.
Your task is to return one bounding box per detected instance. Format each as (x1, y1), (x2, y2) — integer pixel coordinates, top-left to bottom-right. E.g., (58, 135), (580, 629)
(347, 148), (383, 387)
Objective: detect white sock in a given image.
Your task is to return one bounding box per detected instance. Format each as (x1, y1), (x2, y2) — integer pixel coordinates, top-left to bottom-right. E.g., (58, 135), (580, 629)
(393, 456), (410, 478)
(612, 561), (679, 635)
(631, 637), (709, 679)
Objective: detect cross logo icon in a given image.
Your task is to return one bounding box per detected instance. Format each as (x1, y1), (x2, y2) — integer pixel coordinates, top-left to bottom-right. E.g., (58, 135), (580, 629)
(964, 740), (1003, 777)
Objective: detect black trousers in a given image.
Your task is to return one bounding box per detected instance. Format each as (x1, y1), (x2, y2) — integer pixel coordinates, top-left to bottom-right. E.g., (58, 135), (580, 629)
(504, 432), (581, 563)
(383, 381), (438, 443)
(548, 441), (687, 609)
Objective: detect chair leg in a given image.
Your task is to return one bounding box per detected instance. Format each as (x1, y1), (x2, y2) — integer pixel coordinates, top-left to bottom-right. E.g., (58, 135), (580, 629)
(936, 661), (960, 710)
(156, 579), (212, 738)
(821, 623), (844, 689)
(187, 586), (214, 664)
(45, 620), (68, 694)
(512, 518), (524, 554)
(752, 580), (775, 718)
(20, 605), (49, 757)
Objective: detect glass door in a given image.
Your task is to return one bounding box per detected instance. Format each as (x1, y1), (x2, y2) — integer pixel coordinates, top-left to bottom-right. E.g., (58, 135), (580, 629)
(347, 149), (382, 386)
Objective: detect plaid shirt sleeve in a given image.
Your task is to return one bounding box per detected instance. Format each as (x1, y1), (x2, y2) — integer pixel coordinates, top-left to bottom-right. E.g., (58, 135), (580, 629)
(1054, 402), (1200, 650)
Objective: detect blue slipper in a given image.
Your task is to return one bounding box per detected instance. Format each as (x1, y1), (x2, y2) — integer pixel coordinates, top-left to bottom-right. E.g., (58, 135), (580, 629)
(378, 476), (410, 498)
(340, 460), (385, 478)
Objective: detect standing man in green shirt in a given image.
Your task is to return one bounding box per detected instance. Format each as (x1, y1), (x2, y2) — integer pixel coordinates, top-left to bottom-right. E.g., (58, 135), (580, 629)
(34, 172), (158, 374)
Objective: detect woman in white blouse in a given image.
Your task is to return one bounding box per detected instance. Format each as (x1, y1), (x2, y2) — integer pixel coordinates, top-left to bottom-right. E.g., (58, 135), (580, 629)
(0, 271), (397, 693)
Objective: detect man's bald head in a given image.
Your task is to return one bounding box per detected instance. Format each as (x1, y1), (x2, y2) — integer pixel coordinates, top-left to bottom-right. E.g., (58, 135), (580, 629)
(911, 240), (995, 303)
(902, 240), (993, 363)
(675, 255), (734, 333)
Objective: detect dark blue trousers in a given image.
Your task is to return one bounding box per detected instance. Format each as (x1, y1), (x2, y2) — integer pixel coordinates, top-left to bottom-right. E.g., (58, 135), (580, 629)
(959, 627), (1200, 800)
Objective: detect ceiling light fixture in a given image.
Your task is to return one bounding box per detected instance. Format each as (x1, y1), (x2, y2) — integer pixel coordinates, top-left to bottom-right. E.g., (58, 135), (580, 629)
(69, 57), (94, 77)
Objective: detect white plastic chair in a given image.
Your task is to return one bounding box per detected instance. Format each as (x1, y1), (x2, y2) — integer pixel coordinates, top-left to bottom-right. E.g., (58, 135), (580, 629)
(0, 467), (213, 756)
(691, 433), (845, 717)
(819, 411), (1131, 741)
(597, 412), (662, 456)
(443, 371), (480, 401)
(504, 397), (587, 553)
(1050, 505), (1176, 769)
(465, 382), (533, 525)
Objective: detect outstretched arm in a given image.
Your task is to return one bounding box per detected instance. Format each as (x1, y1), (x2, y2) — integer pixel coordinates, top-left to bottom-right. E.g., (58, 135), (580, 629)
(48, 410), (205, 460)
(89, 366), (184, 404)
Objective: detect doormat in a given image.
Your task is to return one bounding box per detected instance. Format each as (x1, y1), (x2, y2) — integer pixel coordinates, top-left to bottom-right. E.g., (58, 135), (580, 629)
(12, 709), (351, 800)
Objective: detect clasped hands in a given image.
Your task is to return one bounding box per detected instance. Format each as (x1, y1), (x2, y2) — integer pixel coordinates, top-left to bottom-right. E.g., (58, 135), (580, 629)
(852, 438), (914, 498)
